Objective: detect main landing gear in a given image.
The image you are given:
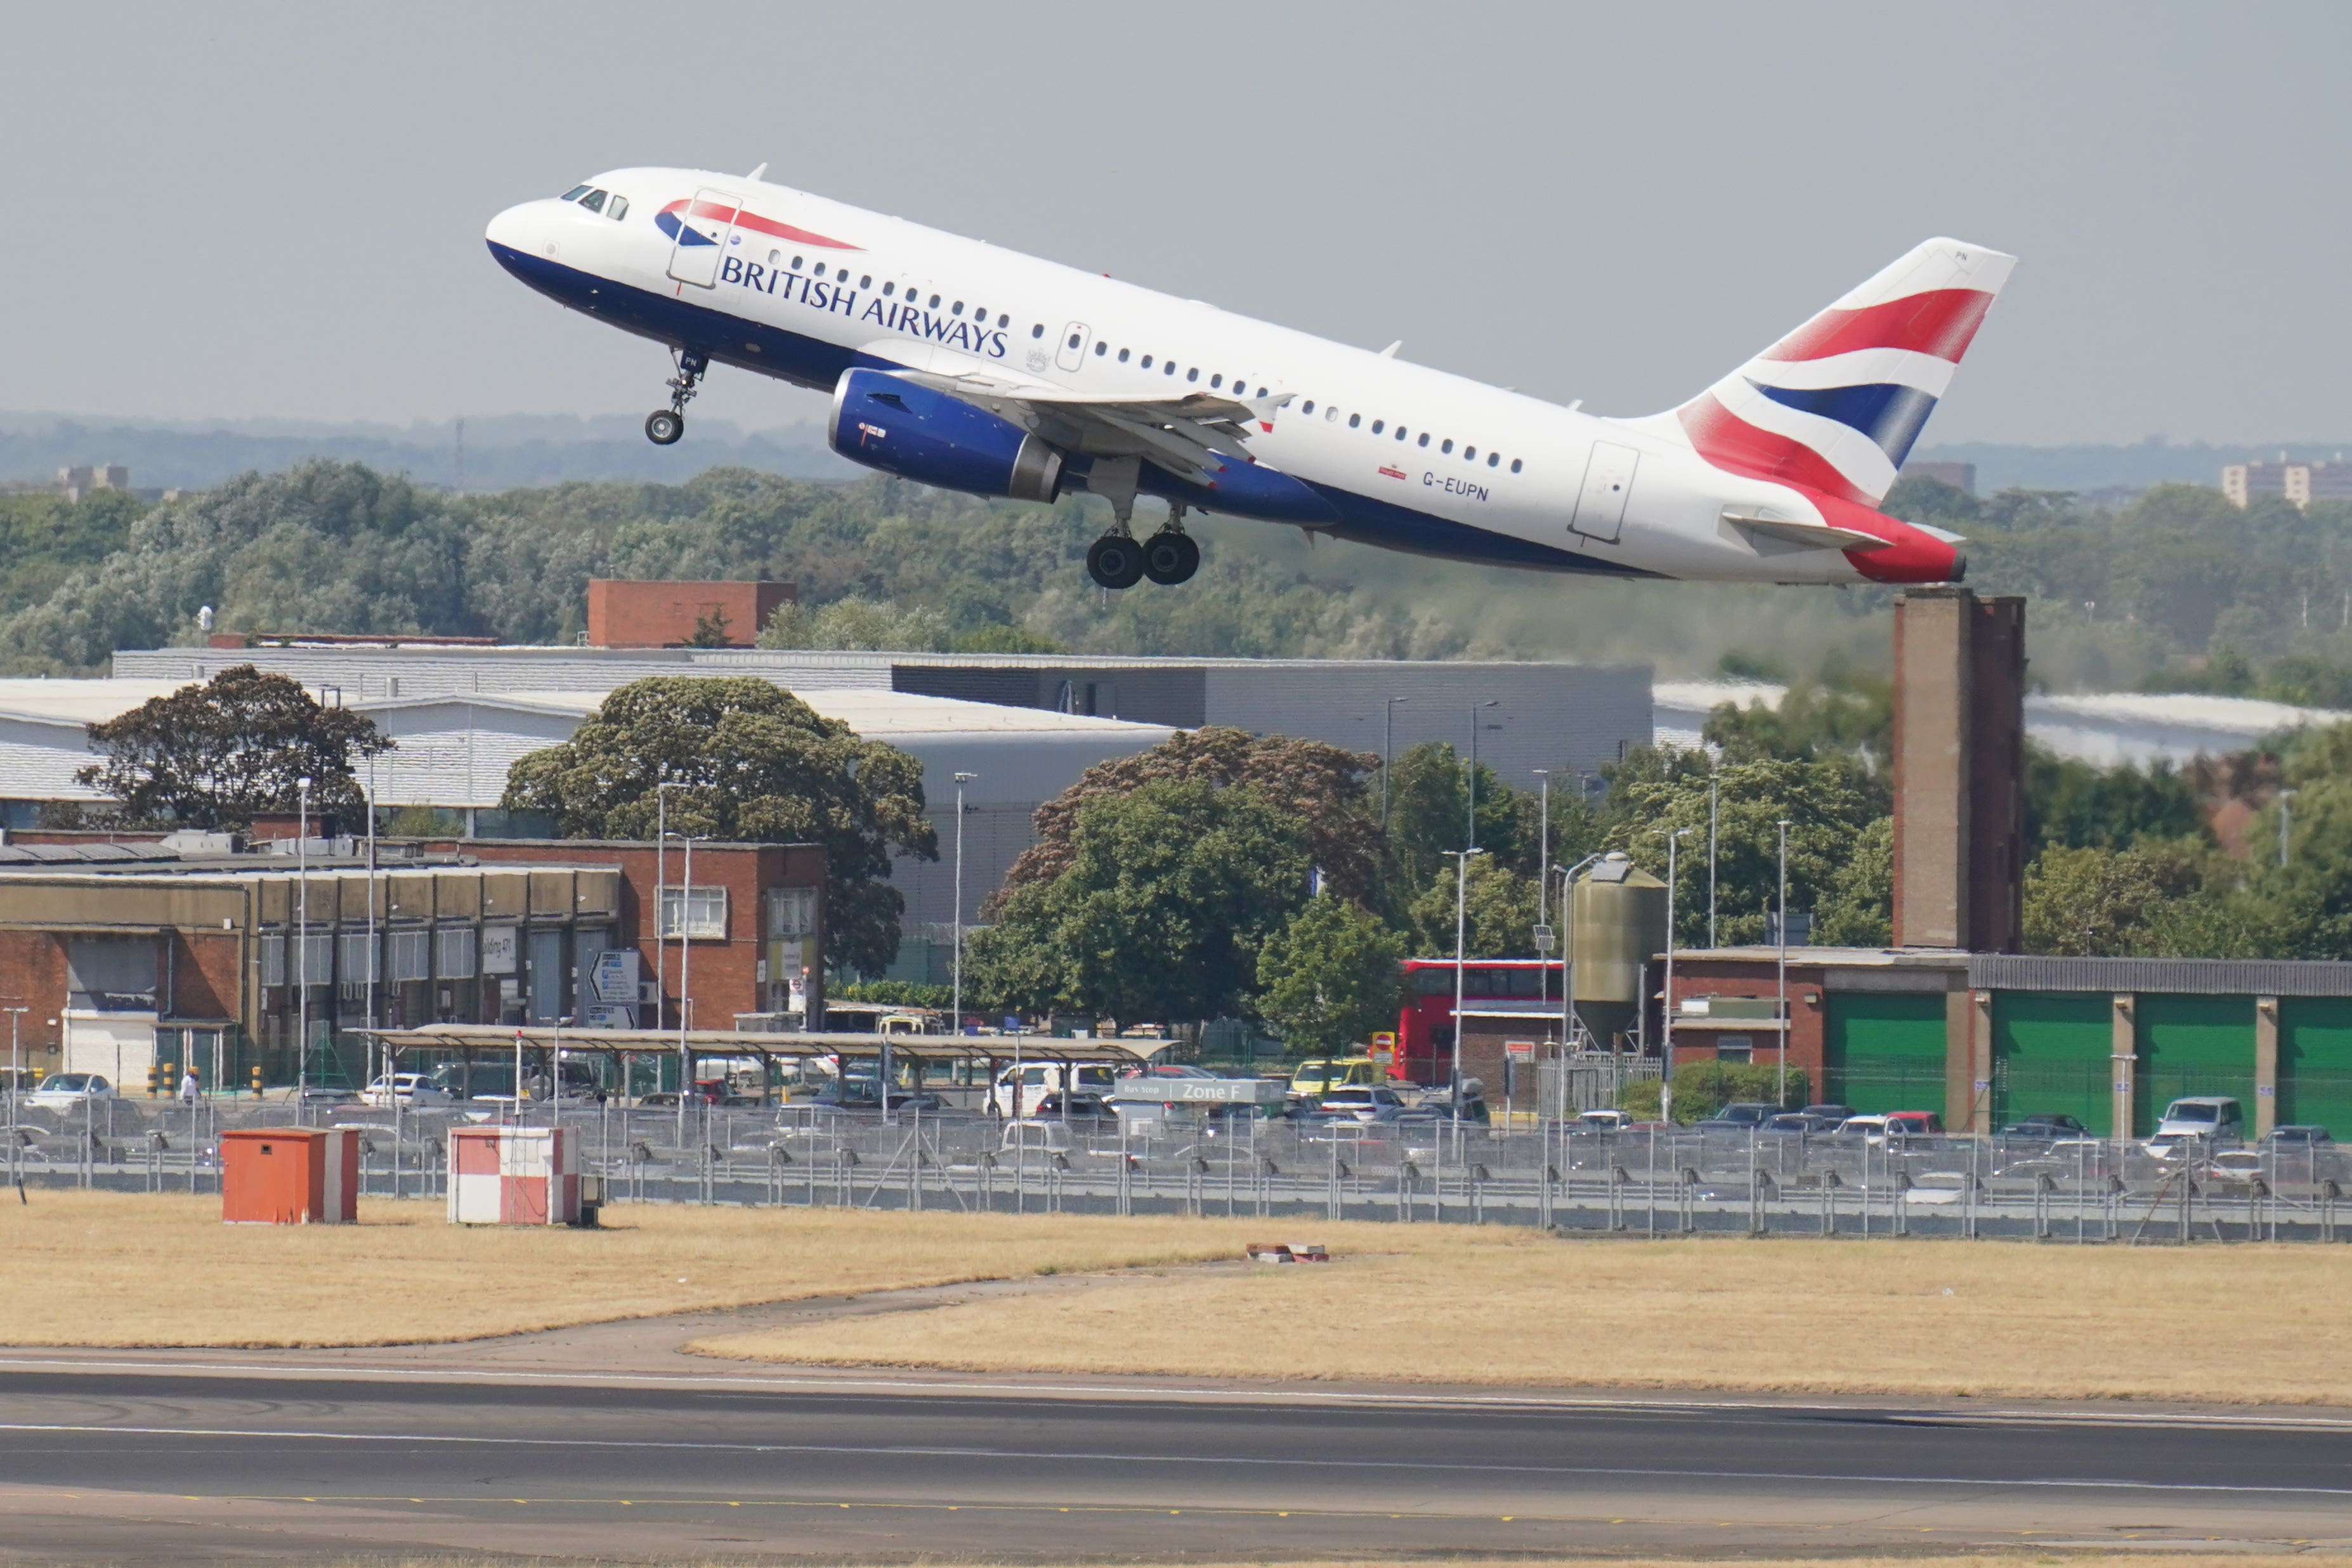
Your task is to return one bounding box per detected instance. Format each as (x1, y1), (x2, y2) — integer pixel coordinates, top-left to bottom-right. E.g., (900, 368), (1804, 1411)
(1083, 455), (1200, 589)
(644, 348), (707, 446)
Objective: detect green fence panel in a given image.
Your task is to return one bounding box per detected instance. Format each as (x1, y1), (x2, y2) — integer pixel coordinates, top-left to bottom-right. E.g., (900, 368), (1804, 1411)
(2134, 993), (2255, 1134)
(1991, 991), (2114, 1137)
(2280, 997), (2352, 1140)
(1825, 992), (1947, 1114)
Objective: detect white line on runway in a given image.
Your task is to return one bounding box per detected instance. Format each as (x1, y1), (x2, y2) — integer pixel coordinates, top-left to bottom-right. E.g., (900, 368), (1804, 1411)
(0, 1356), (2346, 1435)
(0, 1420), (2347, 1498)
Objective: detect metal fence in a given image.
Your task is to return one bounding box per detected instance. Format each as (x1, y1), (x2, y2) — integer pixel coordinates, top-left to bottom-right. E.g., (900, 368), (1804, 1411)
(9, 1094), (2349, 1244)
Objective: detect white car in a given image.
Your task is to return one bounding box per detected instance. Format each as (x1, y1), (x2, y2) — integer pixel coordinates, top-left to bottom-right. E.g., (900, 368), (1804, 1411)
(360, 1073), (456, 1108)
(26, 1073), (116, 1111)
(2155, 1095), (2245, 1140)
(990, 1061), (1118, 1118)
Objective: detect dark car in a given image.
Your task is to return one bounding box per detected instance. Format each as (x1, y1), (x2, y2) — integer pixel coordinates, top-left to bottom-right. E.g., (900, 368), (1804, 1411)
(1800, 1103), (1856, 1125)
(1696, 1101), (1779, 1130)
(2264, 1124), (2336, 1146)
(1022, 1091), (1119, 1125)
(2001, 1113), (2088, 1137)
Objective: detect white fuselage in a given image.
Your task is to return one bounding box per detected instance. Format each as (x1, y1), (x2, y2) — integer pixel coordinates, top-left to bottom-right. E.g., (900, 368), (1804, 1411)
(488, 169), (1947, 585)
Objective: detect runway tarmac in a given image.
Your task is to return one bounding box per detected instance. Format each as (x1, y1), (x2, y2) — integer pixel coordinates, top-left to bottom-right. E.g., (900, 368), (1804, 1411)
(3, 1354), (2350, 1562)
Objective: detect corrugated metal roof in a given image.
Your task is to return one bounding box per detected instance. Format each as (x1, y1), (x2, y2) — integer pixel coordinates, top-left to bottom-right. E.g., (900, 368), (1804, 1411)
(1968, 953), (2352, 996)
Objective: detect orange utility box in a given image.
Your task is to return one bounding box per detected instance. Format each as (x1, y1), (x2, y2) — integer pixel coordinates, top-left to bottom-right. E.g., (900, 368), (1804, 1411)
(221, 1127), (360, 1224)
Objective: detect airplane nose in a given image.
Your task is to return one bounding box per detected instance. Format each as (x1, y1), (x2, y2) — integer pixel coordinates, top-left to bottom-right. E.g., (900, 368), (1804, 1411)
(485, 200), (542, 253)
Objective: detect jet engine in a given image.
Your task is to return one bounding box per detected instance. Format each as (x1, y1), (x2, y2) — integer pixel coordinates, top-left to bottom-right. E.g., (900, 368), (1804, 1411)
(828, 369), (1062, 503)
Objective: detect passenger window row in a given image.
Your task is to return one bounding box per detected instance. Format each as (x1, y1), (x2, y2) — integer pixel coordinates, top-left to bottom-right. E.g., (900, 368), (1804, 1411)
(1295, 398), (1522, 473)
(559, 185), (629, 222)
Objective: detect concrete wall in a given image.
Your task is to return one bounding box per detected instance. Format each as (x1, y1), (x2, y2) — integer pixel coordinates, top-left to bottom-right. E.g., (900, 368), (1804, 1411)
(586, 580), (796, 648)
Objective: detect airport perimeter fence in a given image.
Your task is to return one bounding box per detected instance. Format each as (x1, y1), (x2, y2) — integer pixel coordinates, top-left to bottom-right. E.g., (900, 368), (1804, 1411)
(9, 1092), (2352, 1245)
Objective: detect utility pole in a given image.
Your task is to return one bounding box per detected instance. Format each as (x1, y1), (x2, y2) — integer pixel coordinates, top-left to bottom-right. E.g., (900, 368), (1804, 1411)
(1444, 848), (1485, 1115)
(1658, 827), (1689, 1124)
(1708, 770), (1719, 950)
(678, 830), (694, 1145)
(952, 772), (976, 1042)
(1534, 769), (1550, 1007)
(1776, 818), (1791, 1110)
(296, 776), (311, 1106)
(1465, 699), (1497, 850)
(1382, 696), (1408, 830)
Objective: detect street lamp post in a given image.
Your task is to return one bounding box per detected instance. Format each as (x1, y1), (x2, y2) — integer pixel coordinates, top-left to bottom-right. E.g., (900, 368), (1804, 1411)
(952, 773), (976, 1045)
(3, 1005), (25, 1186)
(1465, 700), (1498, 851)
(1708, 770), (1719, 950)
(1534, 769), (1551, 1007)
(365, 756), (379, 1094)
(1444, 847), (1486, 1114)
(296, 775), (312, 1108)
(1658, 827), (1689, 1125)
(1381, 696), (1408, 830)
(677, 830), (694, 1146)
(1776, 818), (1791, 1109)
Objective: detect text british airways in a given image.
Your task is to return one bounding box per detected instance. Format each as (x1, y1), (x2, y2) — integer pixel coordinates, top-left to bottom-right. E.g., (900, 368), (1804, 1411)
(720, 257), (1009, 359)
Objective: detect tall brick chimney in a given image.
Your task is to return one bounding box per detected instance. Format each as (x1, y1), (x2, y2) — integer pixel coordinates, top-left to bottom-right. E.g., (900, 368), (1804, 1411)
(1891, 585), (2026, 952)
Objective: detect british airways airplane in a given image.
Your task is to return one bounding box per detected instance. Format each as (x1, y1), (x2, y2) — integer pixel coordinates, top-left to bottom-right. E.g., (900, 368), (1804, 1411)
(487, 168), (2012, 591)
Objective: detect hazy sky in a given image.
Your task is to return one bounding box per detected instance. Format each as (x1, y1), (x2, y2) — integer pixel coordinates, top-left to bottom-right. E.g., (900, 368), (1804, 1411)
(8, 3), (2348, 444)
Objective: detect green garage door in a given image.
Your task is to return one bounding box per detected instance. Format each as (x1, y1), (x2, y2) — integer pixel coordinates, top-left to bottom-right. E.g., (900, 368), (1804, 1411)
(1992, 991), (2113, 1137)
(2134, 994), (2255, 1135)
(2280, 997), (2352, 1140)
(1824, 993), (1948, 1114)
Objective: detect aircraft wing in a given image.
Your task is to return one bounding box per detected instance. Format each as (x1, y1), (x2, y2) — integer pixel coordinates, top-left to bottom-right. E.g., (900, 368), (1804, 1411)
(885, 366), (1290, 483)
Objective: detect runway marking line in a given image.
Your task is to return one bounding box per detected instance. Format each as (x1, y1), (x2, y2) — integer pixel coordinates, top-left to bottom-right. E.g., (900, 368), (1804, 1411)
(4, 1354), (2350, 1434)
(2, 1418), (2346, 1498)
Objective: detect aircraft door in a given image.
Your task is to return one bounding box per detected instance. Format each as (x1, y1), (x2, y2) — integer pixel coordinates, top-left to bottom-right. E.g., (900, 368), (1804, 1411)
(1569, 441), (1640, 542)
(665, 187), (742, 289)
(1054, 321), (1091, 373)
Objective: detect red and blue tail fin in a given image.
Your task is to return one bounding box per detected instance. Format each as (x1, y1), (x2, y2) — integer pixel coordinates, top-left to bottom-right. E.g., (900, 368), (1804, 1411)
(1673, 238), (2016, 506)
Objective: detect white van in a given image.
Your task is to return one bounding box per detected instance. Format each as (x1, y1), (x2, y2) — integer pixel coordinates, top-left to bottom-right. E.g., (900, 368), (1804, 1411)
(990, 1062), (1117, 1118)
(2154, 1095), (2244, 1141)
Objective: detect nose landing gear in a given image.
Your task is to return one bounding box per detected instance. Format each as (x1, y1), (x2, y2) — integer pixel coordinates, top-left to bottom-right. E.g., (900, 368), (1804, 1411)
(644, 349), (708, 446)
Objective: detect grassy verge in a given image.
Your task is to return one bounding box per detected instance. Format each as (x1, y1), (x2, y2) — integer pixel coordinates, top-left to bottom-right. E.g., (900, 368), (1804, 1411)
(691, 1227), (2352, 1405)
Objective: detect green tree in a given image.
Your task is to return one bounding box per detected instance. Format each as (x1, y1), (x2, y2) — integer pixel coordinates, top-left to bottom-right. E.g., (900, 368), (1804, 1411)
(74, 664), (390, 830)
(500, 676), (936, 975)
(2021, 844), (2200, 957)
(966, 779), (1314, 1022)
(1601, 748), (1881, 946)
(2025, 746), (2207, 854)
(1382, 740), (1523, 894)
(996, 727), (1385, 910)
(1406, 854), (1541, 957)
(1620, 1060), (1812, 1123)
(1702, 657), (1891, 768)
(1812, 815), (1894, 946)
(1255, 895), (1406, 1055)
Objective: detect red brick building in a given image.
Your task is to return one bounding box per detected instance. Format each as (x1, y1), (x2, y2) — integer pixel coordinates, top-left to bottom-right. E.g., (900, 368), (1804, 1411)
(585, 579), (797, 648)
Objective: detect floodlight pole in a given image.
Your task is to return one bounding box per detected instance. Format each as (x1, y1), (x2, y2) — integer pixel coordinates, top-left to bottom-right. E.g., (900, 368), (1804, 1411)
(1465, 700), (1497, 851)
(679, 830), (694, 1146)
(365, 756), (378, 1093)
(1708, 770), (1719, 950)
(1534, 769), (1550, 1007)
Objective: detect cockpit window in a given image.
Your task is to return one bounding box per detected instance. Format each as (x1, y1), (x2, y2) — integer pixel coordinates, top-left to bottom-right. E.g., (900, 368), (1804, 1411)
(577, 188), (606, 214)
(561, 185), (592, 201)
(606, 195), (629, 221)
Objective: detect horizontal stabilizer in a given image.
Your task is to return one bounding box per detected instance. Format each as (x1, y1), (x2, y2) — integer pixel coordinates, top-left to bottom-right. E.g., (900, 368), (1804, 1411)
(1722, 510), (1891, 552)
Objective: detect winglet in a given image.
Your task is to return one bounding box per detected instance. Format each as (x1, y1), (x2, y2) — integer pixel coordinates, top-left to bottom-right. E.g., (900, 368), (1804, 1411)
(1378, 341), (1402, 358)
(747, 162), (769, 182)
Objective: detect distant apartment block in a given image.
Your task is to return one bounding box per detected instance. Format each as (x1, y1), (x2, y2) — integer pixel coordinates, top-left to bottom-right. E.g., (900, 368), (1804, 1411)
(1898, 460), (1976, 495)
(51, 464), (174, 504)
(2221, 459), (2352, 509)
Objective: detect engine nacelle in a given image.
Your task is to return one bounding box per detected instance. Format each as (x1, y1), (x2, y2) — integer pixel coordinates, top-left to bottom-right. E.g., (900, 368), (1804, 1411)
(828, 368), (1062, 504)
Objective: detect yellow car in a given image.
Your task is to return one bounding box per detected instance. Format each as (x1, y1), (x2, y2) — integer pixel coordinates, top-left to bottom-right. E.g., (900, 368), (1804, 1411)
(1289, 1057), (1382, 1097)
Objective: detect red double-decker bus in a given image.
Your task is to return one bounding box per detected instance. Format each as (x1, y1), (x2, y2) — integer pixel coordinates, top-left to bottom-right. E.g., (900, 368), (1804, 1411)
(1396, 957), (1567, 1085)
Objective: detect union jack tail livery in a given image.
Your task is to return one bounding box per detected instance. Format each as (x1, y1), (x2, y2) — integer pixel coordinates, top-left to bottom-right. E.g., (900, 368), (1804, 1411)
(1676, 238), (2016, 507)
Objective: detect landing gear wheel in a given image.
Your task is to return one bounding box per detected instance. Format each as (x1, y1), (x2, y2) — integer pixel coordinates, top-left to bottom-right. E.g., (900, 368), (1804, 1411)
(1140, 530), (1200, 585)
(1086, 533), (1146, 590)
(644, 408), (685, 446)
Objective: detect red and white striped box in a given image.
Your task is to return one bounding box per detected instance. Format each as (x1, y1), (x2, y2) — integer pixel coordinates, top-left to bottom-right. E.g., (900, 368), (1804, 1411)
(447, 1126), (580, 1225)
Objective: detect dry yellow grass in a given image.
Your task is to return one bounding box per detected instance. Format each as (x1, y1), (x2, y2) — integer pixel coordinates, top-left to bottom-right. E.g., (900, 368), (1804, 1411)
(693, 1227), (2352, 1405)
(297, 1560), (2318, 1568)
(0, 1192), (1302, 1347)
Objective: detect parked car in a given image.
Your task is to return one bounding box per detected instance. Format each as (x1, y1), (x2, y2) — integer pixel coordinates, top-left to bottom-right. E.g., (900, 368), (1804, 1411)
(1574, 1109), (1631, 1132)
(990, 1062), (1118, 1118)
(2199, 1149), (2267, 1186)
(361, 1073), (457, 1109)
(1996, 1137), (2109, 1180)
(2000, 1113), (2088, 1138)
(26, 1073), (115, 1111)
(1696, 1101), (1779, 1130)
(1019, 1090), (1120, 1127)
(1290, 1057), (1381, 1098)
(2155, 1095), (2244, 1141)
(1773, 1107), (1851, 1134)
(1312, 1085), (1411, 1122)
(1799, 1103), (1856, 1125)
(1838, 1114), (1890, 1145)
(1884, 1110), (1944, 1138)
(2264, 1124), (2336, 1147)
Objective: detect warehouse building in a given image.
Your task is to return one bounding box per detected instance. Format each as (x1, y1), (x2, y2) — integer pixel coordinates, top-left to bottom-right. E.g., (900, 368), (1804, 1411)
(0, 832), (824, 1091)
(1664, 949), (2352, 1140)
